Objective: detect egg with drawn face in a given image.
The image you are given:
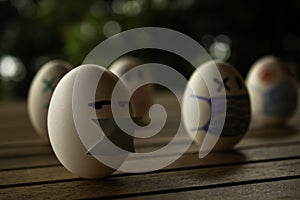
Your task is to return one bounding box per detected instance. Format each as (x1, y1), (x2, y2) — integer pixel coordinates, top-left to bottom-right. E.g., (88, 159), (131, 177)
(182, 60), (251, 151)
(246, 56), (298, 126)
(27, 60), (72, 137)
(109, 56), (154, 124)
(48, 64), (136, 179)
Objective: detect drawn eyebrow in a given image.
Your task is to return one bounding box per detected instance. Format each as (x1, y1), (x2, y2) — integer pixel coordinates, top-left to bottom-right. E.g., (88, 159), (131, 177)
(88, 100), (111, 109)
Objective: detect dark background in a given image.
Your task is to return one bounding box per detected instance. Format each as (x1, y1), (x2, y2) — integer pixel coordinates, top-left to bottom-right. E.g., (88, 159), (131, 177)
(0, 0), (300, 100)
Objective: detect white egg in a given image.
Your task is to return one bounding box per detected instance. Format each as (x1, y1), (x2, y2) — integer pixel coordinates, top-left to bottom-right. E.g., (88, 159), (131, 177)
(182, 60), (250, 151)
(109, 56), (154, 124)
(48, 64), (136, 179)
(246, 55), (298, 126)
(27, 60), (72, 137)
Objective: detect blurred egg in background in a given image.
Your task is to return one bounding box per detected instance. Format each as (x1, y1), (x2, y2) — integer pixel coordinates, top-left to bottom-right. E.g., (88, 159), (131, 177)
(109, 56), (154, 124)
(246, 56), (299, 126)
(27, 60), (72, 137)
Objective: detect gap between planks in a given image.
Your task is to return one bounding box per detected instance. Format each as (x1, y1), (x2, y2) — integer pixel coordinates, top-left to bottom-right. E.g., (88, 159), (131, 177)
(99, 177), (300, 200)
(0, 142), (299, 187)
(0, 159), (299, 199)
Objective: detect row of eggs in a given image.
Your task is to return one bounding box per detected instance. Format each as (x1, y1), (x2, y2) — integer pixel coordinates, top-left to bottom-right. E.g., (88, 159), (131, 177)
(27, 56), (299, 178)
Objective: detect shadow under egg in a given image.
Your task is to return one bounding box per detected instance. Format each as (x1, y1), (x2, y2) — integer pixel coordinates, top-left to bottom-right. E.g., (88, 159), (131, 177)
(169, 149), (246, 179)
(247, 124), (299, 139)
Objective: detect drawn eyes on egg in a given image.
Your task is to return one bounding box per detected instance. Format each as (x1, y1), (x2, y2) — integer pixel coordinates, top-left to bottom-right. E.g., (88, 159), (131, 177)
(88, 100), (111, 109)
(213, 76), (244, 92)
(88, 100), (131, 110)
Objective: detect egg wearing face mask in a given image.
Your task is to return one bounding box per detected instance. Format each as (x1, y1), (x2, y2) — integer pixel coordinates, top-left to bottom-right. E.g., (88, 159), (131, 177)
(246, 56), (299, 126)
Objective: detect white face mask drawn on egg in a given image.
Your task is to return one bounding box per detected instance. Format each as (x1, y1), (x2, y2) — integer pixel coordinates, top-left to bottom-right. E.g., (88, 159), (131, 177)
(183, 63), (228, 158)
(191, 75), (249, 137)
(183, 61), (251, 155)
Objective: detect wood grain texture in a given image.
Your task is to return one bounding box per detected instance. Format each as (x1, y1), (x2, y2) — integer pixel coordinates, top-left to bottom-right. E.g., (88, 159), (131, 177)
(0, 94), (300, 199)
(0, 143), (300, 188)
(121, 178), (300, 200)
(0, 154), (59, 171)
(1, 139), (299, 172)
(0, 159), (299, 199)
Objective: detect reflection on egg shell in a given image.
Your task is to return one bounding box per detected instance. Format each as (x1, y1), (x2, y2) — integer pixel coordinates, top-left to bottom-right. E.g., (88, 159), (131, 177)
(27, 60), (72, 137)
(182, 60), (250, 151)
(246, 56), (299, 126)
(109, 56), (154, 124)
(48, 64), (136, 179)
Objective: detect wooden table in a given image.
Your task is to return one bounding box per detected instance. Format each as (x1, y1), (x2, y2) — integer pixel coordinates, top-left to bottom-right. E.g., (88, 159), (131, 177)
(0, 94), (299, 199)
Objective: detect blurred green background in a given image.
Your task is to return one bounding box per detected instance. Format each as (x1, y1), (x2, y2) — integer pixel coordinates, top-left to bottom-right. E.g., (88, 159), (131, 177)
(0, 0), (300, 100)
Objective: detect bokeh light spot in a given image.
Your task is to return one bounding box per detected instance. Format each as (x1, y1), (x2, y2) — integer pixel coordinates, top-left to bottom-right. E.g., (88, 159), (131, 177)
(103, 20), (122, 38)
(209, 41), (231, 61)
(0, 55), (26, 82)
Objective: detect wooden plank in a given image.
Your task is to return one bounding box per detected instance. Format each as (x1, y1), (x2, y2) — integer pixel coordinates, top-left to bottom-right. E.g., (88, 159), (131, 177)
(158, 142), (300, 169)
(0, 120), (31, 129)
(1, 139), (300, 171)
(0, 102), (30, 128)
(0, 130), (40, 143)
(0, 143), (299, 188)
(135, 128), (300, 151)
(0, 145), (53, 159)
(0, 139), (48, 148)
(0, 155), (59, 171)
(237, 126), (300, 148)
(1, 95), (300, 148)
(121, 178), (300, 200)
(0, 101), (27, 110)
(1, 131), (300, 160)
(0, 166), (78, 187)
(0, 159), (299, 199)
(0, 94), (299, 199)
(2, 124), (300, 149)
